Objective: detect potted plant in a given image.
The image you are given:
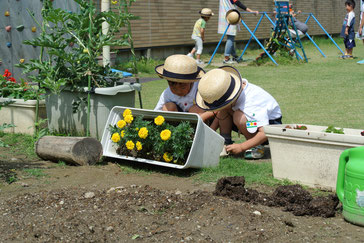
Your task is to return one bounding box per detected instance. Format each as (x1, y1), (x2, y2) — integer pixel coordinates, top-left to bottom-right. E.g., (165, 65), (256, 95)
(18, 0), (141, 139)
(0, 69), (46, 135)
(101, 107), (225, 169)
(264, 124), (364, 191)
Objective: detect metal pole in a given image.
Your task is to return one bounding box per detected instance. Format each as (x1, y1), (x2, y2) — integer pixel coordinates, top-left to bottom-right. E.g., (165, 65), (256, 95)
(303, 14), (326, 57)
(310, 13), (344, 55)
(208, 24), (230, 65)
(238, 14), (264, 62)
(87, 0), (93, 137)
(240, 19), (278, 66)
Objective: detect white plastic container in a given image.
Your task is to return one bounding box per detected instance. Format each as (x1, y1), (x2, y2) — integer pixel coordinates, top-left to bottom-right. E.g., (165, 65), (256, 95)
(0, 98), (46, 135)
(101, 106), (224, 169)
(264, 124), (364, 191)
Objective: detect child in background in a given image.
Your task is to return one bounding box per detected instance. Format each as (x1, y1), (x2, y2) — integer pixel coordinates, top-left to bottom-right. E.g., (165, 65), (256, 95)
(187, 8), (214, 65)
(195, 66), (282, 159)
(340, 0), (356, 59)
(154, 54), (216, 126)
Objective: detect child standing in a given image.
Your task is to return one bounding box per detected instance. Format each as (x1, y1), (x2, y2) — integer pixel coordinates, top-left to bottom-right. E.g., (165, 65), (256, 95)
(195, 66), (282, 159)
(154, 55), (216, 125)
(187, 8), (214, 65)
(340, 0), (356, 59)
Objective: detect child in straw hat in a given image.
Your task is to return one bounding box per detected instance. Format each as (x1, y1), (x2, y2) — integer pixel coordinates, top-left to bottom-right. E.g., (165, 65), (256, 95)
(187, 8), (214, 65)
(155, 55), (216, 126)
(195, 66), (282, 159)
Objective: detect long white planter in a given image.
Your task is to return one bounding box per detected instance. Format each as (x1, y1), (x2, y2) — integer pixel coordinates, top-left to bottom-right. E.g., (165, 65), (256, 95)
(101, 106), (224, 169)
(45, 83), (140, 139)
(0, 98), (46, 135)
(264, 124), (364, 191)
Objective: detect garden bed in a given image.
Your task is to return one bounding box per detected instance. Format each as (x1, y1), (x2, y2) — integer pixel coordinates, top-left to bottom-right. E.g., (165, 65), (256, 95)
(264, 124), (364, 191)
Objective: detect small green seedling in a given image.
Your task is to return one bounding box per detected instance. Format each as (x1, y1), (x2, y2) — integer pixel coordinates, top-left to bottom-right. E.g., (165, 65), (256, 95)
(325, 125), (344, 134)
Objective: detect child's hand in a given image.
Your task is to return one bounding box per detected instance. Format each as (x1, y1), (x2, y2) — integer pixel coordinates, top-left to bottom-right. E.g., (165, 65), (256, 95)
(345, 30), (349, 36)
(226, 143), (245, 154)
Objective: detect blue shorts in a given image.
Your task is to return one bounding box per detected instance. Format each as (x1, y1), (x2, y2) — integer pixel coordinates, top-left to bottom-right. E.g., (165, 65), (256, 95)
(344, 38), (356, 49)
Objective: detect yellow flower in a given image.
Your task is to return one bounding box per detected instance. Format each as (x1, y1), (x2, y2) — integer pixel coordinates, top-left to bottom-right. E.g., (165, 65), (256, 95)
(154, 115), (165, 126)
(160, 129), (171, 141)
(124, 114), (134, 124)
(163, 152), (173, 162)
(111, 0), (118, 4)
(117, 120), (126, 129)
(136, 141), (142, 151)
(111, 133), (120, 143)
(120, 130), (125, 138)
(123, 109), (132, 118)
(138, 127), (148, 139)
(126, 140), (135, 150)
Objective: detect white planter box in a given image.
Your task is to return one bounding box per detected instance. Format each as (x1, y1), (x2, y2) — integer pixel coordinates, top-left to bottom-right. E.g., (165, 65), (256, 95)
(264, 124), (364, 191)
(0, 98), (46, 135)
(101, 107), (224, 169)
(45, 83), (140, 139)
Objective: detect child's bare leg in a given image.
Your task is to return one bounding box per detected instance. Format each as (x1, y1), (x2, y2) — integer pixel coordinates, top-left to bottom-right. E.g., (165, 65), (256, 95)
(196, 54), (201, 60)
(210, 117), (219, 131)
(347, 48), (353, 56)
(217, 107), (234, 143)
(162, 102), (178, 111)
(190, 48), (196, 55)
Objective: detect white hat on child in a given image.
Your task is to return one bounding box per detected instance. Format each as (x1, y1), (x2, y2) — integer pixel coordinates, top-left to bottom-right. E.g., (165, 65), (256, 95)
(195, 66), (243, 111)
(199, 8), (214, 17)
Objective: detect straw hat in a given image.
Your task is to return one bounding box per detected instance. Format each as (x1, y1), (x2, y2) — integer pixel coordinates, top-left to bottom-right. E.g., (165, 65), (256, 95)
(155, 55), (205, 83)
(195, 66), (243, 111)
(199, 8), (214, 17)
(226, 9), (241, 25)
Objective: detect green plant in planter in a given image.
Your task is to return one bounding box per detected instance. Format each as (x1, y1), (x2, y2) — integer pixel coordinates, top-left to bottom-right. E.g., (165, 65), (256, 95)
(18, 0), (139, 136)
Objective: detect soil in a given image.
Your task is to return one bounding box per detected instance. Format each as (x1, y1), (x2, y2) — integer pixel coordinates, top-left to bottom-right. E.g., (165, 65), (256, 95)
(1, 148), (364, 242)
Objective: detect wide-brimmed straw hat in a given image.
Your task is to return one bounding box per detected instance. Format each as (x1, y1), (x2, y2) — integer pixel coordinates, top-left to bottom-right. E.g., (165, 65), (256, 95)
(195, 66), (243, 111)
(199, 8), (214, 17)
(155, 55), (205, 83)
(226, 9), (241, 25)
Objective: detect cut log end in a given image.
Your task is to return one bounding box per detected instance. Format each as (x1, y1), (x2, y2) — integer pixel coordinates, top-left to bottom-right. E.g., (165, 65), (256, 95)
(36, 136), (103, 166)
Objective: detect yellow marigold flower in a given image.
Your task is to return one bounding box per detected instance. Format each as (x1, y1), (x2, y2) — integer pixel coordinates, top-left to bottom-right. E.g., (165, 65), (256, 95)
(163, 152), (173, 162)
(117, 120), (126, 129)
(111, 133), (120, 143)
(120, 130), (125, 138)
(126, 140), (135, 150)
(138, 127), (148, 139)
(154, 115), (165, 126)
(123, 109), (132, 118)
(111, 0), (118, 4)
(136, 141), (142, 151)
(124, 114), (134, 124)
(160, 129), (171, 141)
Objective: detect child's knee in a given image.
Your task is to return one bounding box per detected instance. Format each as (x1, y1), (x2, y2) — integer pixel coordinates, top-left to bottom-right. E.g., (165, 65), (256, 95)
(163, 102), (178, 111)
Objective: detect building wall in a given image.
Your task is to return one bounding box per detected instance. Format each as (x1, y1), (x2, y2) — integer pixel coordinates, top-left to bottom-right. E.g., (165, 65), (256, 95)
(111, 0), (360, 51)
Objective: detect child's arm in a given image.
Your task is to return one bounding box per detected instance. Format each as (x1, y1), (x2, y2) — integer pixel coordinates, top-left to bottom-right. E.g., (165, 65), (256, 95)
(345, 26), (349, 36)
(226, 127), (267, 154)
(200, 27), (205, 42)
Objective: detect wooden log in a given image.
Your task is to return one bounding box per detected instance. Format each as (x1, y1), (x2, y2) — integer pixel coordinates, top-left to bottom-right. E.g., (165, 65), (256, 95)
(35, 136), (102, 166)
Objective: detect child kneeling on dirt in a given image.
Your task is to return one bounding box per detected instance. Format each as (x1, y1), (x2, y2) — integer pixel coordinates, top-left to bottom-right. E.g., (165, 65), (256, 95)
(195, 66), (282, 159)
(154, 55), (216, 127)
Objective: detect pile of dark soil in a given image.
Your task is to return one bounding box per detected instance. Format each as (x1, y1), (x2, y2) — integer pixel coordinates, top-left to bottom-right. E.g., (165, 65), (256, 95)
(214, 176), (339, 218)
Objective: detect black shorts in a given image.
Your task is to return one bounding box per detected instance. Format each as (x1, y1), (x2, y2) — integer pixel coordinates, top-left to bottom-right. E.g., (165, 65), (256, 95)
(344, 38), (356, 49)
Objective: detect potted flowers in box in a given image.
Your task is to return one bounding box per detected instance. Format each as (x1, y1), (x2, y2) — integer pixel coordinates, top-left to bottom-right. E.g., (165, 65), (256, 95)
(0, 69), (46, 135)
(18, 0), (141, 138)
(101, 106), (225, 169)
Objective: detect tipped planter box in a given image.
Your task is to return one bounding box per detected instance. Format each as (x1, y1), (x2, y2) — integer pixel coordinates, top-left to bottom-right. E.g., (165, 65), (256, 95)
(264, 124), (364, 191)
(0, 98), (46, 135)
(101, 106), (224, 169)
(45, 83), (140, 139)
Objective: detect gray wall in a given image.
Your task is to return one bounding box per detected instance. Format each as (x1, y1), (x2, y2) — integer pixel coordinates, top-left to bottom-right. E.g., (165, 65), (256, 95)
(0, 0), (79, 81)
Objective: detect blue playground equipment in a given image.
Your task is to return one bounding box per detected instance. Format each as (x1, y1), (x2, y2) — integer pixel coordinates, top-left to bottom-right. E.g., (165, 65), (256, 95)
(208, 0), (344, 66)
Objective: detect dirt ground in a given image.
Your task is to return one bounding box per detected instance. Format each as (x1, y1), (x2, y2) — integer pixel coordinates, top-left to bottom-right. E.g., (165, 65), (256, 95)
(1, 147), (364, 242)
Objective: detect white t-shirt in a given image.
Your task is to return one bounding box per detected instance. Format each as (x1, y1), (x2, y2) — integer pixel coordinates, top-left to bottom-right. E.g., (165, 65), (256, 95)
(154, 82), (198, 112)
(232, 79), (282, 128)
(347, 11), (355, 27)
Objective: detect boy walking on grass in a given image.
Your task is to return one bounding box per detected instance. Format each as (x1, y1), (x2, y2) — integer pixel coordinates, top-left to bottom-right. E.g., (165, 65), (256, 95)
(340, 0), (356, 59)
(187, 8), (214, 65)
